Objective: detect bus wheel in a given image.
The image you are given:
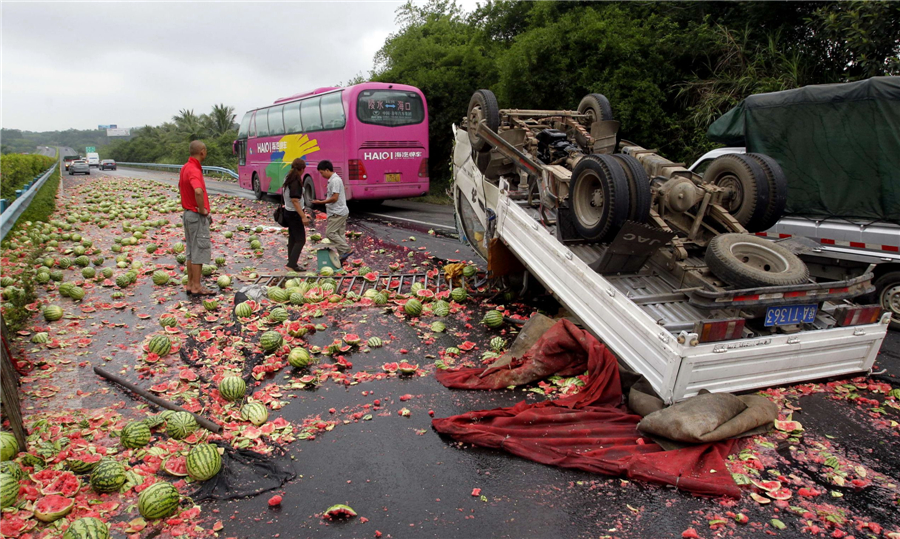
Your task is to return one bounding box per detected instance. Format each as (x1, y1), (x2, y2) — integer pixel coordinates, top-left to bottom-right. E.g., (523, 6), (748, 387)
(252, 173), (263, 200)
(303, 179), (316, 211)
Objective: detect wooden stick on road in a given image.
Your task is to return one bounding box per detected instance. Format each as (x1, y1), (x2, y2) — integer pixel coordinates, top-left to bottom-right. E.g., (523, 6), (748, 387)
(94, 366), (222, 433)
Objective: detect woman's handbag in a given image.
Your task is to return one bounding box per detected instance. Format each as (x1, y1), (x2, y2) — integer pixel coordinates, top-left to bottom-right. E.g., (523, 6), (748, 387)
(273, 204), (288, 227)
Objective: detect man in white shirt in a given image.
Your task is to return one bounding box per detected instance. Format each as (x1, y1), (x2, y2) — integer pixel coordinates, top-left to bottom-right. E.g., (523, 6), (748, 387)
(312, 160), (353, 262)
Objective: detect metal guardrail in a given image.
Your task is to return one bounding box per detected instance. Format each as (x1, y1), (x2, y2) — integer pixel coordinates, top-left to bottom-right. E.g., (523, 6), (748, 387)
(0, 163), (58, 241)
(117, 162), (239, 179)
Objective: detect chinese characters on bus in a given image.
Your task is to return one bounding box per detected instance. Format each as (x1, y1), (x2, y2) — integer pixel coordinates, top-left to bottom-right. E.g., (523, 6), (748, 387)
(367, 98), (414, 118)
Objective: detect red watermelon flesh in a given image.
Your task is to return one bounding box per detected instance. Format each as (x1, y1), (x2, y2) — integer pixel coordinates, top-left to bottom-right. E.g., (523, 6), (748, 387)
(34, 494), (75, 522)
(458, 341), (476, 351)
(0, 515), (36, 536)
(163, 456), (188, 477)
(398, 362), (418, 374)
(773, 420), (803, 432)
(29, 469), (63, 489)
(382, 362), (399, 373)
(364, 272), (378, 282)
(416, 289), (435, 300)
(324, 504), (357, 519)
(299, 375), (318, 384)
(41, 472), (80, 496)
(751, 480), (781, 492)
(179, 368), (198, 381)
(767, 487), (792, 500)
(343, 334), (361, 345)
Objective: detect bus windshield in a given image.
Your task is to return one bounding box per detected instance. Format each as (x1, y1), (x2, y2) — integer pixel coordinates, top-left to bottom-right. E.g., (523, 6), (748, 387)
(357, 90), (425, 127)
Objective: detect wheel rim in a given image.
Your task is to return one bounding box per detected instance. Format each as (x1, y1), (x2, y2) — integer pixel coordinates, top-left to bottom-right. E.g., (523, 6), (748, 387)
(880, 283), (900, 321)
(253, 176), (261, 196)
(467, 103), (485, 146)
(728, 242), (790, 273)
(716, 174), (744, 213)
(304, 182), (314, 208)
(573, 170), (604, 228)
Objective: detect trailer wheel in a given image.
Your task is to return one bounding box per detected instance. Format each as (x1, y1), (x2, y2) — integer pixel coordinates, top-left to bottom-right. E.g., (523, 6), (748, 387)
(703, 154), (769, 231)
(873, 271), (900, 330)
(577, 93), (614, 123)
(570, 155), (630, 242)
(745, 153), (788, 232)
(467, 90), (500, 152)
(611, 154), (651, 223)
(705, 233), (809, 288)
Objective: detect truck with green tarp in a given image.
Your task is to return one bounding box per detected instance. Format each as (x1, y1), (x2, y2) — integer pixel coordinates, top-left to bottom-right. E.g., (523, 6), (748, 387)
(692, 77), (900, 328)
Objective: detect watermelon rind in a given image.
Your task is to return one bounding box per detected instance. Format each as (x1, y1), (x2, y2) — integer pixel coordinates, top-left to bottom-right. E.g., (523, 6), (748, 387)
(0, 461), (24, 480)
(0, 431), (19, 461)
(367, 337), (383, 348)
(324, 503), (357, 518)
(34, 494), (75, 522)
(138, 481), (180, 519)
(185, 443), (221, 482)
(0, 472), (18, 508)
(63, 517), (109, 539)
(89, 458), (126, 494)
(241, 402), (268, 426)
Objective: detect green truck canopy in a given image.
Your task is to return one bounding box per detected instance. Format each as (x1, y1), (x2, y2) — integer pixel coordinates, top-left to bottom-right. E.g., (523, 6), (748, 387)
(707, 77), (900, 223)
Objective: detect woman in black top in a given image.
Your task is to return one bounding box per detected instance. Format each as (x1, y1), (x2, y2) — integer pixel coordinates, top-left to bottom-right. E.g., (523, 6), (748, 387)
(283, 158), (311, 271)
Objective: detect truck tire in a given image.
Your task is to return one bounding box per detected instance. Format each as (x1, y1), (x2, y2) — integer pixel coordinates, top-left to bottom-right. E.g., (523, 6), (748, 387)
(703, 154), (769, 231)
(570, 155), (630, 242)
(303, 177), (316, 210)
(611, 154), (651, 223)
(467, 90), (500, 152)
(252, 173), (264, 200)
(705, 233), (809, 288)
(577, 94), (614, 123)
(873, 271), (900, 330)
(746, 153), (788, 232)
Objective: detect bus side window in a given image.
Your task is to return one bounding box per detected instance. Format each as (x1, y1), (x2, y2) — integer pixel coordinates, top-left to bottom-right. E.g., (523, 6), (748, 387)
(301, 98), (323, 132)
(320, 93), (345, 130)
(257, 108), (270, 137)
(238, 112), (252, 139)
(284, 102), (302, 133)
(249, 112), (257, 138)
(268, 106), (285, 136)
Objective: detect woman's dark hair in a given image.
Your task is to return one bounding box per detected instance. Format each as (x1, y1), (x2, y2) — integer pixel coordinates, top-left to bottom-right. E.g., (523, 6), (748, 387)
(285, 158), (307, 187)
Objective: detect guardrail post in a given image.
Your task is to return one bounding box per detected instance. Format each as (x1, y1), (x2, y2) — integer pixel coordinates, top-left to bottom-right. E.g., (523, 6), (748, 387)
(0, 200), (7, 214)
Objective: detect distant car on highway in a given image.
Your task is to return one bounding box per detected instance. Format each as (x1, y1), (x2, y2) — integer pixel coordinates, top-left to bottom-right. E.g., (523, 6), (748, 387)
(99, 159), (117, 170)
(63, 155), (80, 171)
(69, 160), (90, 176)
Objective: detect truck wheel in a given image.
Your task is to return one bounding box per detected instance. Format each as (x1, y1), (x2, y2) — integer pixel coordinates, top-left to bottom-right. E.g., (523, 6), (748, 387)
(252, 173), (263, 200)
(705, 233), (809, 288)
(467, 90), (500, 152)
(873, 271), (900, 330)
(611, 154), (651, 223)
(746, 153), (788, 232)
(577, 93), (614, 123)
(570, 155), (629, 242)
(703, 154), (769, 231)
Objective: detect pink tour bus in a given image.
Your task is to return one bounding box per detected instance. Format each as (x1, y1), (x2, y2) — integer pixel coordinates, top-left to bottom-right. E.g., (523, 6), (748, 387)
(234, 82), (429, 206)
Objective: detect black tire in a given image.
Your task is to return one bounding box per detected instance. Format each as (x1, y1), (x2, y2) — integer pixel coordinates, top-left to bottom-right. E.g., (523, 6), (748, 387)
(745, 153), (788, 232)
(577, 93), (614, 123)
(252, 173), (263, 200)
(467, 90), (500, 152)
(303, 177), (316, 211)
(611, 154), (651, 223)
(703, 154), (769, 231)
(705, 233), (809, 288)
(570, 154), (630, 242)
(873, 271), (900, 330)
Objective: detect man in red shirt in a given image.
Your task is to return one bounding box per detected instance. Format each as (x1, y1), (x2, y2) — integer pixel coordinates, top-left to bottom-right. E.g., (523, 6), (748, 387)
(179, 140), (215, 296)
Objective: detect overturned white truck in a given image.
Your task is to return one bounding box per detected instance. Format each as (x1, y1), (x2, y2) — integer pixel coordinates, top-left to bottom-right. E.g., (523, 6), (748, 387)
(453, 90), (891, 403)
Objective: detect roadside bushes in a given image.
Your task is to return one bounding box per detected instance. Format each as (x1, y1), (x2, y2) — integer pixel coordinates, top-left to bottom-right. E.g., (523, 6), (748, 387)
(0, 154), (55, 200)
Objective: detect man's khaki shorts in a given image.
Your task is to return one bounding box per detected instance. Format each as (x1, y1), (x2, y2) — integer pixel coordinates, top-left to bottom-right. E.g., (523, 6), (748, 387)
(182, 210), (211, 265)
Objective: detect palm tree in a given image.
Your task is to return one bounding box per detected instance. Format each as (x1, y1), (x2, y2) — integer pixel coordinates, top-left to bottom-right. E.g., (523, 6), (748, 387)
(209, 104), (236, 136)
(172, 109), (204, 140)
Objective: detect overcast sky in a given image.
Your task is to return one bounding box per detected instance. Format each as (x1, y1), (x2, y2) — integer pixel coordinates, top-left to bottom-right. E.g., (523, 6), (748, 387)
(1, 1), (479, 132)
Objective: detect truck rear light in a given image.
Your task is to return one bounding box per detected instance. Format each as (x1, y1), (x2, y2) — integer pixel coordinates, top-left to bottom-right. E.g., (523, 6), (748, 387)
(693, 319), (745, 343)
(832, 305), (883, 327)
(418, 158), (429, 178)
(348, 159), (368, 181)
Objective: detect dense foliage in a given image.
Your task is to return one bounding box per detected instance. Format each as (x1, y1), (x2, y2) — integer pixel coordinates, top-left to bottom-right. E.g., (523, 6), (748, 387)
(102, 105), (238, 170)
(0, 154), (56, 200)
(1, 128), (115, 156)
(370, 0), (900, 192)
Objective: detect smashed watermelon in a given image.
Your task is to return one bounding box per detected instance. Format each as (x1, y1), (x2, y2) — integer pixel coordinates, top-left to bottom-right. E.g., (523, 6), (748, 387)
(751, 480), (781, 492)
(343, 334), (361, 346)
(382, 362), (399, 373)
(0, 515), (36, 536)
(324, 503), (357, 519)
(766, 488), (792, 501)
(458, 341), (476, 351)
(34, 494), (75, 522)
(41, 472), (80, 496)
(398, 362), (418, 375)
(163, 456), (188, 477)
(773, 420), (803, 432)
(363, 272), (378, 283)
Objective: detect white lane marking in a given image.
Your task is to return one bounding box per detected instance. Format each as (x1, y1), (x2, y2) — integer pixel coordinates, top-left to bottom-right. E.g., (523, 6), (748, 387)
(364, 212), (454, 230)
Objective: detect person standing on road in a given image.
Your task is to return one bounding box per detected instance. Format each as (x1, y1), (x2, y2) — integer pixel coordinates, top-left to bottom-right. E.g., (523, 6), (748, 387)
(179, 140), (216, 296)
(311, 160), (353, 263)
(283, 158), (311, 271)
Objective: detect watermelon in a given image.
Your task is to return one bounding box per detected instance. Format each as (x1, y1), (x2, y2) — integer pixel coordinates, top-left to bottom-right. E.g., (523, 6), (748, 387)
(285, 321), (308, 338)
(363, 289), (379, 299)
(411, 282), (424, 294)
(749, 492), (770, 504)
(382, 362), (399, 373)
(482, 310), (504, 328)
(320, 266), (334, 277)
(152, 271), (170, 285)
(34, 494), (75, 522)
(41, 471), (80, 496)
(767, 488), (793, 501)
(324, 504), (357, 519)
(416, 289), (435, 301)
(367, 336), (383, 348)
(268, 287), (289, 303)
(363, 272), (377, 283)
(219, 376), (246, 402)
(201, 264), (215, 276)
(63, 517), (109, 539)
(0, 472), (18, 508)
(235, 301), (253, 318)
(163, 456), (188, 477)
(751, 479), (782, 492)
(260, 331), (284, 353)
(176, 254), (187, 264)
(463, 265), (477, 278)
(310, 233), (322, 242)
(0, 461), (23, 480)
(185, 443), (221, 481)
(89, 458), (126, 493)
(1, 431), (19, 460)
(167, 411), (199, 440)
(31, 332), (50, 344)
(216, 275), (231, 289)
(343, 333), (361, 346)
(289, 292), (303, 305)
(115, 274), (130, 288)
(58, 257), (72, 269)
(431, 321), (446, 333)
(490, 337), (507, 351)
(121, 421), (151, 449)
(215, 256), (225, 266)
(773, 420), (803, 432)
(241, 402), (269, 426)
(148, 334), (172, 356)
(404, 298), (423, 317)
(173, 242), (185, 253)
(69, 286), (86, 301)
(203, 299), (219, 311)
(159, 314), (177, 328)
(74, 256), (90, 267)
(81, 267), (96, 279)
(43, 305), (64, 322)
(374, 292), (389, 305)
(450, 287), (467, 302)
(268, 307), (289, 323)
(389, 262), (400, 271)
(433, 300), (450, 317)
(138, 481), (180, 519)
(445, 346), (460, 355)
(65, 453), (103, 474)
(288, 347), (312, 368)
(398, 362), (419, 375)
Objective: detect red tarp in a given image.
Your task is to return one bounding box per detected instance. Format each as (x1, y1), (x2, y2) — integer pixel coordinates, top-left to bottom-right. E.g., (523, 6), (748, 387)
(432, 319), (741, 498)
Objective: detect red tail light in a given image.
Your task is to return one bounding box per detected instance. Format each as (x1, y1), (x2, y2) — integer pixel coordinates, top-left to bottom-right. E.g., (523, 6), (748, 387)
(693, 319), (745, 343)
(833, 305), (883, 327)
(348, 159), (368, 181)
(418, 158), (429, 178)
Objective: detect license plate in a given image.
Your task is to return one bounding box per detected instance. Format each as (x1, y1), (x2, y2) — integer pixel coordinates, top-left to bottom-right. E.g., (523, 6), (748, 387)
(764, 304), (817, 327)
(385, 173), (401, 183)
